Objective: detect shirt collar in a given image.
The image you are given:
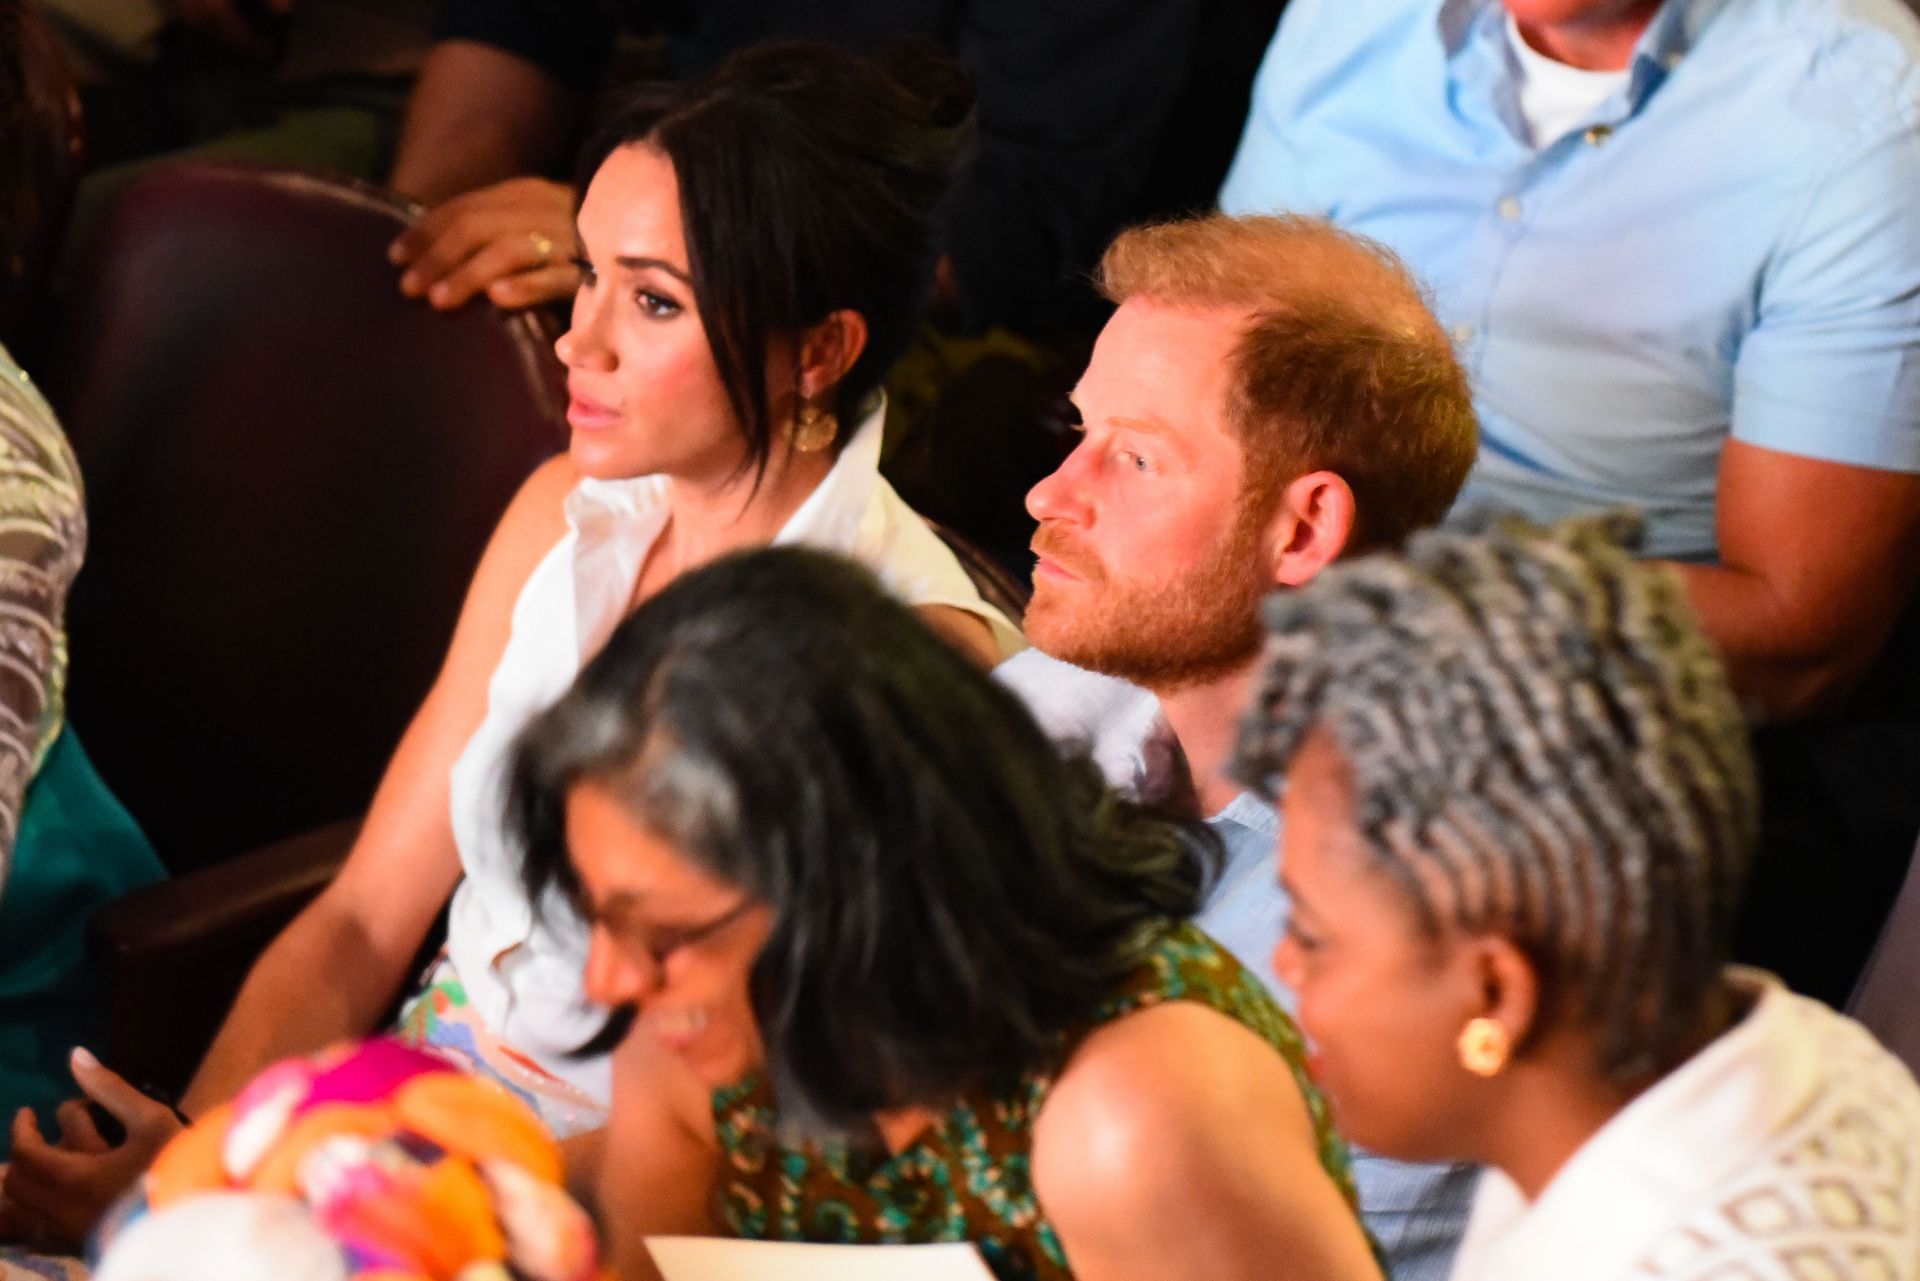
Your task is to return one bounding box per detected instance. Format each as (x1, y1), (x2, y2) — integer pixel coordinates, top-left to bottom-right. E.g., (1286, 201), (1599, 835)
(1438, 0), (1734, 110)
(565, 394), (888, 544)
(769, 394), (886, 552)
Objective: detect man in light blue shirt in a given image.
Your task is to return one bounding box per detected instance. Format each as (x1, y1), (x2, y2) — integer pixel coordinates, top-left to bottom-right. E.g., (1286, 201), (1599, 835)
(1222, 0), (1920, 725)
(999, 211), (1481, 1280)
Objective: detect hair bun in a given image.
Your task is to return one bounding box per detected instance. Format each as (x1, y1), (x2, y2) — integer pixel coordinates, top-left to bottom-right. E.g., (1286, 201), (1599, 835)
(873, 38), (977, 133)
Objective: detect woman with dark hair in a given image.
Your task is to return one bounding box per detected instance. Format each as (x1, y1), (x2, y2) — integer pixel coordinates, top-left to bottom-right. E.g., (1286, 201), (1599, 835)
(1233, 514), (1920, 1281)
(509, 546), (1379, 1281)
(6, 40), (1017, 1246)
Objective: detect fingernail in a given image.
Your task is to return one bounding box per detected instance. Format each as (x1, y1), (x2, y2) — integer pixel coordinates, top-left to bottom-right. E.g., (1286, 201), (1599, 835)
(399, 271), (421, 296)
(429, 284), (451, 306)
(70, 1046), (98, 1072)
(388, 242), (406, 264)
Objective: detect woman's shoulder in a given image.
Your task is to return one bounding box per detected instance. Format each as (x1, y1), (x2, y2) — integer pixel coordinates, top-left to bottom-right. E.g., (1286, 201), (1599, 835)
(1030, 998), (1323, 1236)
(499, 453), (582, 548)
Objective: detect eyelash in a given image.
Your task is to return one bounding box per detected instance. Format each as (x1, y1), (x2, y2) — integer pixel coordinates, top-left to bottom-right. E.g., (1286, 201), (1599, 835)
(635, 291), (681, 319)
(1286, 919), (1325, 953)
(568, 258), (681, 318)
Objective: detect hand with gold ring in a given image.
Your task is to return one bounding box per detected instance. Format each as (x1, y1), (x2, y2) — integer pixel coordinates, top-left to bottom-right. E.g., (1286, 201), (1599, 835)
(387, 177), (582, 311)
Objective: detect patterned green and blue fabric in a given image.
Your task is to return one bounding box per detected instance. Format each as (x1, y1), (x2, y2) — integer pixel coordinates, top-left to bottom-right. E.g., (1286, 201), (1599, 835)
(712, 922), (1358, 1280)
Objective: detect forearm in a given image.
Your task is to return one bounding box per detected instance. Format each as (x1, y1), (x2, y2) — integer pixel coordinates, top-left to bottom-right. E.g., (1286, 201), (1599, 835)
(180, 895), (416, 1116)
(388, 40), (581, 205)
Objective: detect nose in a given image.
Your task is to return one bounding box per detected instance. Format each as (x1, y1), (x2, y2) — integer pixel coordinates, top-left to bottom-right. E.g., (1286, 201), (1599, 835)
(584, 926), (660, 1009)
(1026, 439), (1095, 526)
(1273, 936), (1306, 994)
(555, 288), (615, 374)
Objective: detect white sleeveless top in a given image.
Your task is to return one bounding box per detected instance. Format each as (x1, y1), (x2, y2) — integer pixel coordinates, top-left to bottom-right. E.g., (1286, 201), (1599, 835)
(442, 404), (1022, 1100)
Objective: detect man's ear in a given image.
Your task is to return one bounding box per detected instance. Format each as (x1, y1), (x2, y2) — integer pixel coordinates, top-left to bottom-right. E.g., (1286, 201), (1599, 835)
(1265, 469), (1357, 587)
(797, 309), (869, 402)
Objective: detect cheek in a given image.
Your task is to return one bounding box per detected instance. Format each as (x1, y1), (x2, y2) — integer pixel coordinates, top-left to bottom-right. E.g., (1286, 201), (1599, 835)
(1293, 958), (1467, 1157)
(617, 325), (732, 419)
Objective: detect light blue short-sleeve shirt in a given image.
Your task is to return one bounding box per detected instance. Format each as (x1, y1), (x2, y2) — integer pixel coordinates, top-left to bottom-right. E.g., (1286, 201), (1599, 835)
(1222, 0), (1920, 560)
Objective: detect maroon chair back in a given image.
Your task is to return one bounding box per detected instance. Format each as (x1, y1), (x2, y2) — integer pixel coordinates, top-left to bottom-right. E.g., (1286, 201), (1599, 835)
(1851, 836), (1920, 1076)
(48, 163), (566, 872)
(2, 0), (86, 347)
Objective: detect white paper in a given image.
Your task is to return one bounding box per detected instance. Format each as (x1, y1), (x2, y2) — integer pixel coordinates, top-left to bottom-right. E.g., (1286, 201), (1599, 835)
(645, 1236), (998, 1281)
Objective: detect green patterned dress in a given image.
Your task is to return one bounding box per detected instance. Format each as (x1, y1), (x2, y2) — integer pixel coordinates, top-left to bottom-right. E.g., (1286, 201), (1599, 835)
(711, 922), (1358, 1280)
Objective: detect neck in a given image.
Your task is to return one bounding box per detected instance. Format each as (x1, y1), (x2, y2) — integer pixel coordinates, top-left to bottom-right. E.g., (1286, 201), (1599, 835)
(1476, 980), (1744, 1200)
(650, 451), (833, 584)
(1476, 1064), (1637, 1200)
(1512, 1), (1663, 72)
(1152, 661), (1259, 816)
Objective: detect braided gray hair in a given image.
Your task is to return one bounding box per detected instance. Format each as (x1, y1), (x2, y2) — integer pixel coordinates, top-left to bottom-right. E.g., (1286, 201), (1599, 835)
(1233, 512), (1756, 1080)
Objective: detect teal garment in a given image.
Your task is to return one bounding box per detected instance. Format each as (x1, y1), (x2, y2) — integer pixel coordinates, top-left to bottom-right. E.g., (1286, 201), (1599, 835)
(0, 728), (162, 1155)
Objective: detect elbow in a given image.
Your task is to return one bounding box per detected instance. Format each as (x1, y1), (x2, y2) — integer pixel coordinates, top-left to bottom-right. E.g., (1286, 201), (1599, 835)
(1741, 641), (1883, 724)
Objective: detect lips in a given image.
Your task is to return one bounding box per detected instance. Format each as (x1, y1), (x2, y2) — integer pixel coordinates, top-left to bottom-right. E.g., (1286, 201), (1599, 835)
(645, 1007), (710, 1052)
(1030, 524), (1100, 584)
(567, 386), (621, 430)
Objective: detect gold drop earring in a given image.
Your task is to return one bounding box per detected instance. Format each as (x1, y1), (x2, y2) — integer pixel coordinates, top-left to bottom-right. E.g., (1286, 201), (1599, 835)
(793, 402), (839, 453)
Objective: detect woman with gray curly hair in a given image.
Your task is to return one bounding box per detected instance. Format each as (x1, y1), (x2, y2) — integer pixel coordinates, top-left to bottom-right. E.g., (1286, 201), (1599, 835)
(1233, 513), (1920, 1281)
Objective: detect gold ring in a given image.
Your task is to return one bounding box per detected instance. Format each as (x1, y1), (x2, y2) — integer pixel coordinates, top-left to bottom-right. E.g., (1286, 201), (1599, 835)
(529, 231), (555, 264)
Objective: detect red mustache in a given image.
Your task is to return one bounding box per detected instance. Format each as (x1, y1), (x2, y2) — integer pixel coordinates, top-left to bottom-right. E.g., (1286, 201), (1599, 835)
(1030, 523), (1104, 582)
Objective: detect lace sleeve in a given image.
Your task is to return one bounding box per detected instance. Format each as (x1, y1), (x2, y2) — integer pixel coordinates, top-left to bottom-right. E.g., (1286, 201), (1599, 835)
(0, 350), (85, 900)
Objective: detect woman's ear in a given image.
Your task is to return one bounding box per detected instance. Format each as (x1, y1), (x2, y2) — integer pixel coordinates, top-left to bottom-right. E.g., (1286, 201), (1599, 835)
(1471, 935), (1543, 1053)
(1266, 470), (1358, 588)
(797, 309), (869, 402)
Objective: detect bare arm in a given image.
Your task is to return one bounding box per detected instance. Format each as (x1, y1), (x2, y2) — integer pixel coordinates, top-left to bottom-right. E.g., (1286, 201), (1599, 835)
(183, 454), (578, 1111)
(597, 1029), (725, 1281)
(388, 40), (581, 206)
(915, 604), (1004, 669)
(1034, 1002), (1381, 1281)
(1671, 441), (1920, 722)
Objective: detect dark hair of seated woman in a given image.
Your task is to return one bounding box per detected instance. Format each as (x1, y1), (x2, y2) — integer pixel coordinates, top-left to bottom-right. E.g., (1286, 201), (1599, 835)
(511, 545), (1213, 1138)
(575, 40), (975, 487)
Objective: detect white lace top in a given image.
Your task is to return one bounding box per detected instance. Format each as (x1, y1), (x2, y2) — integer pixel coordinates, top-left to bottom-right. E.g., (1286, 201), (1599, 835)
(1453, 969), (1920, 1281)
(0, 346), (83, 905)
(442, 404), (1022, 1100)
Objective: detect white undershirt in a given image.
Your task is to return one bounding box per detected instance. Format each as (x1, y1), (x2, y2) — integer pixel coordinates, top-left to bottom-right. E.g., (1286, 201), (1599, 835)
(1506, 15), (1630, 147)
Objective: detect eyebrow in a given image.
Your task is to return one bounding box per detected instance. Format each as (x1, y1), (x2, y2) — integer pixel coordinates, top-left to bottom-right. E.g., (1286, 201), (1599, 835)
(1109, 413), (1175, 438)
(591, 887), (646, 922)
(614, 255), (692, 285)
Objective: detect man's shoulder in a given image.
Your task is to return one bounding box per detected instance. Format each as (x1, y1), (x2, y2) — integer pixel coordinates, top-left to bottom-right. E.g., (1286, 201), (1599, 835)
(1706, 0), (1920, 134)
(1260, 0), (1450, 77)
(993, 650), (1164, 791)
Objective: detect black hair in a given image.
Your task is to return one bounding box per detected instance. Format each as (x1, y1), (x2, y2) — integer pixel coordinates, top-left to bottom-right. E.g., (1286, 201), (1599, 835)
(1233, 512), (1757, 1081)
(575, 40), (975, 487)
(511, 548), (1213, 1138)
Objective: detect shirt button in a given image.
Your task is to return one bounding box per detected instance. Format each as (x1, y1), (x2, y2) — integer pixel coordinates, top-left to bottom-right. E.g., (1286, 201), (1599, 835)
(1451, 323), (1476, 344)
(1497, 196), (1523, 221)
(1584, 124), (1614, 146)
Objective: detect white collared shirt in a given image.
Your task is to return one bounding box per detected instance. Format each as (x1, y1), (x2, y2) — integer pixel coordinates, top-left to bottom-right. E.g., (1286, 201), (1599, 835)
(442, 403), (1021, 1101)
(1453, 969), (1920, 1281)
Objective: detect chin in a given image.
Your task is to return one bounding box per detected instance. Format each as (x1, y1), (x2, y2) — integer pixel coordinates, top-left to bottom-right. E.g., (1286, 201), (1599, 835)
(567, 431), (661, 482)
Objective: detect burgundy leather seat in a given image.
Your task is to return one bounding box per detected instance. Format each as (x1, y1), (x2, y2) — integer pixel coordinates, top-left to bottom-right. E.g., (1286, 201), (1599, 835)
(47, 162), (566, 872)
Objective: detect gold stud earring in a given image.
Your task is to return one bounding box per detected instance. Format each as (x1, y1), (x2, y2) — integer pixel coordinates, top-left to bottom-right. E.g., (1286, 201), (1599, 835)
(1457, 1017), (1510, 1077)
(792, 403), (838, 454)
